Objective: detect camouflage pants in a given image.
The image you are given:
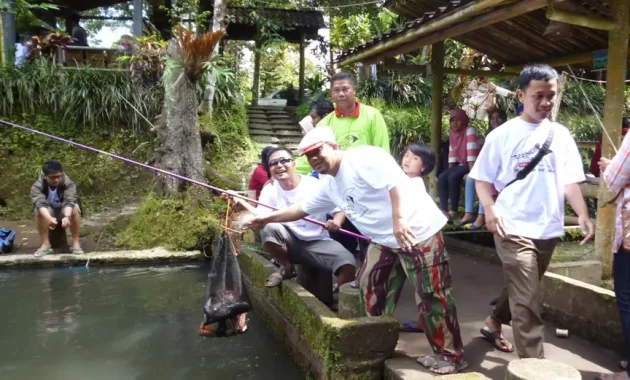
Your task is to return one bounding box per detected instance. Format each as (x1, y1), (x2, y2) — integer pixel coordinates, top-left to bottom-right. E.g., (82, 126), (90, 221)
(358, 232), (464, 362)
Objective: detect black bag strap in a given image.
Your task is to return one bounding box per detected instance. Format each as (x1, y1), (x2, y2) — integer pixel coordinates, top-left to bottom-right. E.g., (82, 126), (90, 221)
(504, 127), (555, 189)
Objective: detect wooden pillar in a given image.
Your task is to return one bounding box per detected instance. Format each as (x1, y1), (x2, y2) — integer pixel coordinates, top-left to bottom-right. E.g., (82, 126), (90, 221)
(429, 41), (445, 197)
(299, 30), (306, 103)
(597, 0), (629, 279)
(251, 39), (262, 106)
(133, 0), (144, 37)
(1, 0), (16, 65)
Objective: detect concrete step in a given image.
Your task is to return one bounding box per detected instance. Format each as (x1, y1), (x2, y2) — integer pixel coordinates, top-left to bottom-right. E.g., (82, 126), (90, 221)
(249, 123), (301, 131)
(252, 136), (302, 145)
(249, 129), (275, 136)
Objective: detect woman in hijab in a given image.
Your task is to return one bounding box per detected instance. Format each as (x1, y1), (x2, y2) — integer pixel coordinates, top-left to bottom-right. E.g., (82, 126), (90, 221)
(438, 109), (481, 223)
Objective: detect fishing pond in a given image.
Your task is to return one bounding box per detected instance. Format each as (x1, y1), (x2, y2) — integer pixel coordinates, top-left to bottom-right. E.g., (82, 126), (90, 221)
(0, 263), (304, 380)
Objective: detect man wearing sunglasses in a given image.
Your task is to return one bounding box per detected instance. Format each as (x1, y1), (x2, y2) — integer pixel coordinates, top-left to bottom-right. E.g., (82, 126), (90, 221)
(232, 147), (356, 291)
(31, 161), (83, 257)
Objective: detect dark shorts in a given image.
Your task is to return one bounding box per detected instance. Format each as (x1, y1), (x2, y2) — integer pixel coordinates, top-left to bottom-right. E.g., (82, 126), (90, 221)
(260, 223), (356, 274)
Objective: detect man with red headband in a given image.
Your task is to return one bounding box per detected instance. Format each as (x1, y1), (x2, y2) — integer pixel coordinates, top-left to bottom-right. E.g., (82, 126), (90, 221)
(244, 127), (466, 376)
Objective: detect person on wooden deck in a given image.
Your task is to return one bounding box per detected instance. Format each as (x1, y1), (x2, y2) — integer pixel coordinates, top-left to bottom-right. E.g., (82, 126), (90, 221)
(232, 147), (356, 290)
(244, 128), (466, 375)
(469, 64), (594, 358)
(31, 161), (83, 257)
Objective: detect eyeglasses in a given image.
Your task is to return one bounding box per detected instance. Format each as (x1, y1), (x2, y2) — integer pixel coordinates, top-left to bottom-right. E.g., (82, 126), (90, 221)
(268, 157), (293, 167)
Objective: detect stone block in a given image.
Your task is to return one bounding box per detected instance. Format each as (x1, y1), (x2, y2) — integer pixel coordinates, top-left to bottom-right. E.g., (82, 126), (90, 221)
(238, 247), (399, 380)
(338, 283), (361, 319)
(547, 260), (602, 286)
(541, 272), (624, 353)
(296, 264), (333, 306)
(505, 358), (580, 380)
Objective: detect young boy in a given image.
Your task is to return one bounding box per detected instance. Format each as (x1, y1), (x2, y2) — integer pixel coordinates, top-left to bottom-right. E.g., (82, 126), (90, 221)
(469, 64), (594, 358)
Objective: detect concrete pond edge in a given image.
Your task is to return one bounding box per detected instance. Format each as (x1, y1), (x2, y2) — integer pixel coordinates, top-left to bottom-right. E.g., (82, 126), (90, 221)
(0, 247), (204, 268)
(238, 246), (400, 380)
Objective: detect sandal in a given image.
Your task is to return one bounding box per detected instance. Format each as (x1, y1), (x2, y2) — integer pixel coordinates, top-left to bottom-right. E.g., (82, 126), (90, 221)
(34, 248), (53, 257)
(70, 247), (84, 254)
(417, 355), (468, 375)
(264, 267), (296, 288)
(480, 326), (514, 352)
(457, 218), (475, 227)
(429, 359), (468, 375)
(400, 321), (424, 333)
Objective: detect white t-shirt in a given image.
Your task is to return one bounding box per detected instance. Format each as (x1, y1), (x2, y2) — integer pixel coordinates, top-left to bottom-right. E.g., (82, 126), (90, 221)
(47, 187), (62, 209)
(469, 117), (585, 239)
(257, 175), (331, 241)
(301, 146), (447, 248)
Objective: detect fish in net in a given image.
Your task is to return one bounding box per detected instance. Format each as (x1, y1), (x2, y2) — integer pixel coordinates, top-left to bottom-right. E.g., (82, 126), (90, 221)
(199, 208), (251, 338)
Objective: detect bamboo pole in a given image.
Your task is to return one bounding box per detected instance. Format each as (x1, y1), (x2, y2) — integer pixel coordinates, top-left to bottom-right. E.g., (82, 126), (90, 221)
(299, 30), (305, 102)
(338, 0), (511, 66)
(550, 72), (568, 122)
(429, 42), (445, 198)
(546, 7), (615, 31)
(597, 0), (629, 279)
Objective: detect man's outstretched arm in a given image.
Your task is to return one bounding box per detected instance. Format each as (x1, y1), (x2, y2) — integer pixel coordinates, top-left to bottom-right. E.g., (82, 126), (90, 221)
(246, 204), (308, 228)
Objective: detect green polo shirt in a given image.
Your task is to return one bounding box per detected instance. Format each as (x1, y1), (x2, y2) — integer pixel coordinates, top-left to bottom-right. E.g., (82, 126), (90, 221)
(295, 102), (390, 174)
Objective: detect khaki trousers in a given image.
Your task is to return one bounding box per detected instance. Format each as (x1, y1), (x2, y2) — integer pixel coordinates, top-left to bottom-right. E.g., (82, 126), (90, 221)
(491, 234), (559, 359)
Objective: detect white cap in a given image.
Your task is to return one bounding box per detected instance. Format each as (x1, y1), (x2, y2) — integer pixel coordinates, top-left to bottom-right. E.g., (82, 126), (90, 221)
(299, 115), (314, 134)
(297, 126), (337, 156)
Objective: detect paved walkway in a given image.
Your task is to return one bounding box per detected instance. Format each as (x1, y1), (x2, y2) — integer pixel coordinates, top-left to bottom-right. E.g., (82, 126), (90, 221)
(387, 251), (619, 380)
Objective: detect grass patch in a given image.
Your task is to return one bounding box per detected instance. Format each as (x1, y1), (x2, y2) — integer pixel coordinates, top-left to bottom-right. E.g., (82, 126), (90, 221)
(0, 114), (153, 221)
(116, 192), (224, 252)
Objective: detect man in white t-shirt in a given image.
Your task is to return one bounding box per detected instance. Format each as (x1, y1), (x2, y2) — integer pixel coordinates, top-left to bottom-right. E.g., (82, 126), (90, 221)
(244, 128), (466, 375)
(469, 63), (594, 359)
(233, 147), (356, 290)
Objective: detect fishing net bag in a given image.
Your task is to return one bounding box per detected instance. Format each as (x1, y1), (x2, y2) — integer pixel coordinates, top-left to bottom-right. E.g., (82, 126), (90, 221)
(199, 227), (250, 338)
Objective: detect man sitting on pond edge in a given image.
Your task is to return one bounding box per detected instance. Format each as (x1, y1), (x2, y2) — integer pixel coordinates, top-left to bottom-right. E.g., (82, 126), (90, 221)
(31, 161), (83, 257)
(231, 147), (356, 292)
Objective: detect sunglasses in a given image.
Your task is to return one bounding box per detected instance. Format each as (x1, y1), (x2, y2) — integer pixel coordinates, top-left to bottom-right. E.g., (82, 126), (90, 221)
(268, 157), (293, 167)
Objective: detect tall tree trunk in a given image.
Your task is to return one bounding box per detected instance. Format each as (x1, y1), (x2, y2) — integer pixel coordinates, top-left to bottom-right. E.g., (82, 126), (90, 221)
(202, 0), (228, 113)
(157, 39), (205, 197)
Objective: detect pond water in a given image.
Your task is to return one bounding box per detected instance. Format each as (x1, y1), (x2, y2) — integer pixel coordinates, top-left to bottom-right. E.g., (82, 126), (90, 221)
(0, 263), (304, 380)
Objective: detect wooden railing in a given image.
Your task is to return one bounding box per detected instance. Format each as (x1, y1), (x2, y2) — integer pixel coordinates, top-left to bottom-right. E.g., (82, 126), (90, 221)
(56, 46), (125, 68)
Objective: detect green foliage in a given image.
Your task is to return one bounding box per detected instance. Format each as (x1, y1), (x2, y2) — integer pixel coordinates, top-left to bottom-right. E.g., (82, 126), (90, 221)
(0, 114), (152, 220)
(330, 9), (398, 53)
(200, 56), (244, 105)
(116, 193), (223, 251)
(203, 103), (259, 184)
(0, 60), (162, 131)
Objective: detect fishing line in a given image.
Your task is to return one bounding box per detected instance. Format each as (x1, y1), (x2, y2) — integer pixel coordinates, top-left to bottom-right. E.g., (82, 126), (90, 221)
(0, 118), (368, 242)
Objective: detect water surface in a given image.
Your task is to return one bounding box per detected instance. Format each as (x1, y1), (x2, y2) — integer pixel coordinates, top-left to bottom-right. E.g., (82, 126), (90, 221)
(0, 263), (304, 380)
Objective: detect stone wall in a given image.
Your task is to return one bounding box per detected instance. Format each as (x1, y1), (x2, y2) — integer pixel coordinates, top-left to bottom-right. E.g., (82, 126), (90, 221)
(541, 272), (624, 353)
(238, 247), (399, 380)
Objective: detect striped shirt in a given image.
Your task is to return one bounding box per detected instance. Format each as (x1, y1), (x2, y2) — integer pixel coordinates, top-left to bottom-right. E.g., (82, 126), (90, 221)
(603, 132), (630, 253)
(448, 126), (481, 164)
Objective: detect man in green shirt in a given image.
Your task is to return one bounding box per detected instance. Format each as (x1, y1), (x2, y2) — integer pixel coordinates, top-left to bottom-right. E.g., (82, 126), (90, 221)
(295, 72), (390, 174)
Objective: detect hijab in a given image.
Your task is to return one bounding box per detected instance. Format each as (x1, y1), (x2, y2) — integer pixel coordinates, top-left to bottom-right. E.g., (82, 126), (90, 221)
(449, 109), (470, 165)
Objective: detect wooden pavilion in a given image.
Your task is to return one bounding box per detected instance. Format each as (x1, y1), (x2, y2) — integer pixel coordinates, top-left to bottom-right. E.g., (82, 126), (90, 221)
(337, 0), (629, 278)
(0, 0), (325, 103)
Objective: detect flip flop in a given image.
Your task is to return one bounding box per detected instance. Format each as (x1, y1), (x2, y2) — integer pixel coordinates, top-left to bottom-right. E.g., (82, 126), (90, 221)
(400, 321), (424, 333)
(34, 248), (53, 257)
(480, 326), (514, 352)
(457, 219), (475, 227)
(429, 359), (468, 375)
(70, 247), (84, 254)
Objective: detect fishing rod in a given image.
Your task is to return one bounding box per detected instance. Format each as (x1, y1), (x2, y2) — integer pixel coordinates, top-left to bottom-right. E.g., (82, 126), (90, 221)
(0, 118), (369, 242)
